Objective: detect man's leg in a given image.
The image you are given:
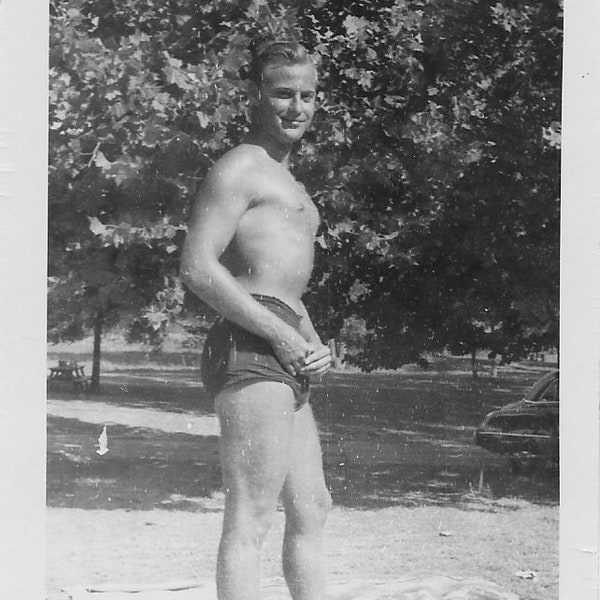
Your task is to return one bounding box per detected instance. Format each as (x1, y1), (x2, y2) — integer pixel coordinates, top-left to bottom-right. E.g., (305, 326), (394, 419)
(215, 381), (296, 600)
(281, 402), (332, 600)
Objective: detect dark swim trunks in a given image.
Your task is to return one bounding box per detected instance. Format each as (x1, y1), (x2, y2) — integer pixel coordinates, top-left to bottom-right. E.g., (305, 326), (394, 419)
(201, 294), (310, 409)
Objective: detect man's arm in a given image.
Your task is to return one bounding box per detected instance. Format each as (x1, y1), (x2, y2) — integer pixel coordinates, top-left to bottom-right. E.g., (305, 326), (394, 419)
(297, 300), (332, 377)
(180, 150), (312, 376)
(297, 300), (322, 344)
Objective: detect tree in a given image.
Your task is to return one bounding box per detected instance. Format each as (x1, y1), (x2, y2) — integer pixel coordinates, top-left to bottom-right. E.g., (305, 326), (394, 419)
(297, 0), (561, 370)
(48, 0), (562, 377)
(48, 0), (190, 388)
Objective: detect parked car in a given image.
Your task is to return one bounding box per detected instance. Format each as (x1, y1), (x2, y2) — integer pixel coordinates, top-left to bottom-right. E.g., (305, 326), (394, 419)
(475, 370), (559, 470)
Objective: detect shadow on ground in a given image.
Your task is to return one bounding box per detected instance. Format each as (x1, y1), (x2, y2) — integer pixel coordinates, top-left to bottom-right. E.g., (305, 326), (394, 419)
(47, 361), (558, 512)
(47, 416), (222, 511)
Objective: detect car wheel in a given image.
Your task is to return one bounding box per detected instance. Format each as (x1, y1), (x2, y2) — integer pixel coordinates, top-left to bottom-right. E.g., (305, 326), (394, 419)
(509, 453), (535, 474)
(509, 456), (524, 474)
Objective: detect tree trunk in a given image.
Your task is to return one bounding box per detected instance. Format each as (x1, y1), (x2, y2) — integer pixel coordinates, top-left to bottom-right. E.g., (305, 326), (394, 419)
(91, 313), (103, 392)
(328, 339), (338, 368)
(471, 348), (478, 380)
(336, 341), (346, 368)
(490, 356), (498, 378)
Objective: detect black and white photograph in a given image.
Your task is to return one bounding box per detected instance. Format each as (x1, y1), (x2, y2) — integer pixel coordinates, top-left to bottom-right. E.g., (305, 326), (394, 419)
(0, 0), (598, 599)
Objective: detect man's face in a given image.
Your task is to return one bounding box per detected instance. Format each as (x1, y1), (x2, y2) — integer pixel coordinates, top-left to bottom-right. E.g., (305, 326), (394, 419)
(250, 62), (317, 147)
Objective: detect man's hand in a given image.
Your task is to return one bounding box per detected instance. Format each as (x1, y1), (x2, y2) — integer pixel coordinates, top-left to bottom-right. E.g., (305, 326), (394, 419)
(298, 343), (332, 379)
(271, 327), (314, 377)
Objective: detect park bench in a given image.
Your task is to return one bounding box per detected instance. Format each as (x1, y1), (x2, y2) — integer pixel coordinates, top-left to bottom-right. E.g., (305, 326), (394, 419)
(47, 360), (92, 391)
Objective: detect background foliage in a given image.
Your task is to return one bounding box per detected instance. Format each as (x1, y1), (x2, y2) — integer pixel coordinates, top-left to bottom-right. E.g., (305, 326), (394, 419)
(48, 0), (562, 380)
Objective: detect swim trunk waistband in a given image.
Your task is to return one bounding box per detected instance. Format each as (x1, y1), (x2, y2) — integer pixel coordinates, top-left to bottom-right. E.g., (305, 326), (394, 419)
(201, 294), (309, 409)
(249, 294), (302, 323)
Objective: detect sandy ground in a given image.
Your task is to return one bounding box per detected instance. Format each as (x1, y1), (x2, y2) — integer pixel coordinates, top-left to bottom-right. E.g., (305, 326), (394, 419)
(47, 398), (220, 436)
(46, 392), (558, 600)
(47, 503), (557, 600)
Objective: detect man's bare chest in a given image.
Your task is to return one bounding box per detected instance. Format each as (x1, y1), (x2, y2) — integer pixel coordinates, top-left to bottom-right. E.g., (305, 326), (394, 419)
(245, 170), (320, 235)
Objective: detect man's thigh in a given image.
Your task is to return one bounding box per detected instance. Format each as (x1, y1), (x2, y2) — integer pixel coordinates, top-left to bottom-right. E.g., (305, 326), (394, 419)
(216, 381), (296, 505)
(282, 403), (330, 515)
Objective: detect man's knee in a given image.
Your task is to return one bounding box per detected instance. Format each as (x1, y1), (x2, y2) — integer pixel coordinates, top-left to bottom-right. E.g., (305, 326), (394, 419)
(223, 496), (278, 546)
(315, 486), (333, 523)
(286, 486), (332, 533)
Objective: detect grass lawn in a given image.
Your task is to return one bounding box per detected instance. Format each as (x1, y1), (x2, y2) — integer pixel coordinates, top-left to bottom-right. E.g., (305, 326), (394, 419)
(46, 352), (558, 599)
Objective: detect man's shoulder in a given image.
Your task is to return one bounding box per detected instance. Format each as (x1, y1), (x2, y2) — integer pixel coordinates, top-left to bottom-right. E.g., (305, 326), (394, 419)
(212, 144), (267, 178)
(201, 145), (272, 202)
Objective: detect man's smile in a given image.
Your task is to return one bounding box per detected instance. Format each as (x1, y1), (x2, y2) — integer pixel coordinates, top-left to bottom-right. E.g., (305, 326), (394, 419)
(279, 117), (306, 128)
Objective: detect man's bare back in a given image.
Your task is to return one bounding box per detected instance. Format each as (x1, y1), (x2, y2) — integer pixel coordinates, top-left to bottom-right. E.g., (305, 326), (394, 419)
(181, 134), (328, 379)
(219, 144), (319, 310)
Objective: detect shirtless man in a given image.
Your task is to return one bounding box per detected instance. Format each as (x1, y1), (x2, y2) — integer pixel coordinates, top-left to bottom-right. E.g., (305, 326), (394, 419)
(180, 41), (332, 600)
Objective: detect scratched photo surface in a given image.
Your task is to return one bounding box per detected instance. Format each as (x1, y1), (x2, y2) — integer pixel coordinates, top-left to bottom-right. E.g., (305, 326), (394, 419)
(46, 2), (561, 600)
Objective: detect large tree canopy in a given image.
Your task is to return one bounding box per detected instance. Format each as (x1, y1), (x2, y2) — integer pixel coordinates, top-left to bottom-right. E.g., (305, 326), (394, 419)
(48, 0), (561, 377)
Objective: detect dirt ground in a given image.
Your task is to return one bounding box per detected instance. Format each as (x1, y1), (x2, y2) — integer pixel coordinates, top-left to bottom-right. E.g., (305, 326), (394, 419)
(46, 356), (558, 600)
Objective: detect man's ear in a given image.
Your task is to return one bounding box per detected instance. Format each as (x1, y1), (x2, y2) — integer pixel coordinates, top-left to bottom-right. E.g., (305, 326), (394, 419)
(247, 81), (261, 106)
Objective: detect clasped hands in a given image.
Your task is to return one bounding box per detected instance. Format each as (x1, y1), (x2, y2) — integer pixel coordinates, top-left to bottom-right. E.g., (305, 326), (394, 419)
(296, 343), (332, 378)
(272, 330), (332, 379)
